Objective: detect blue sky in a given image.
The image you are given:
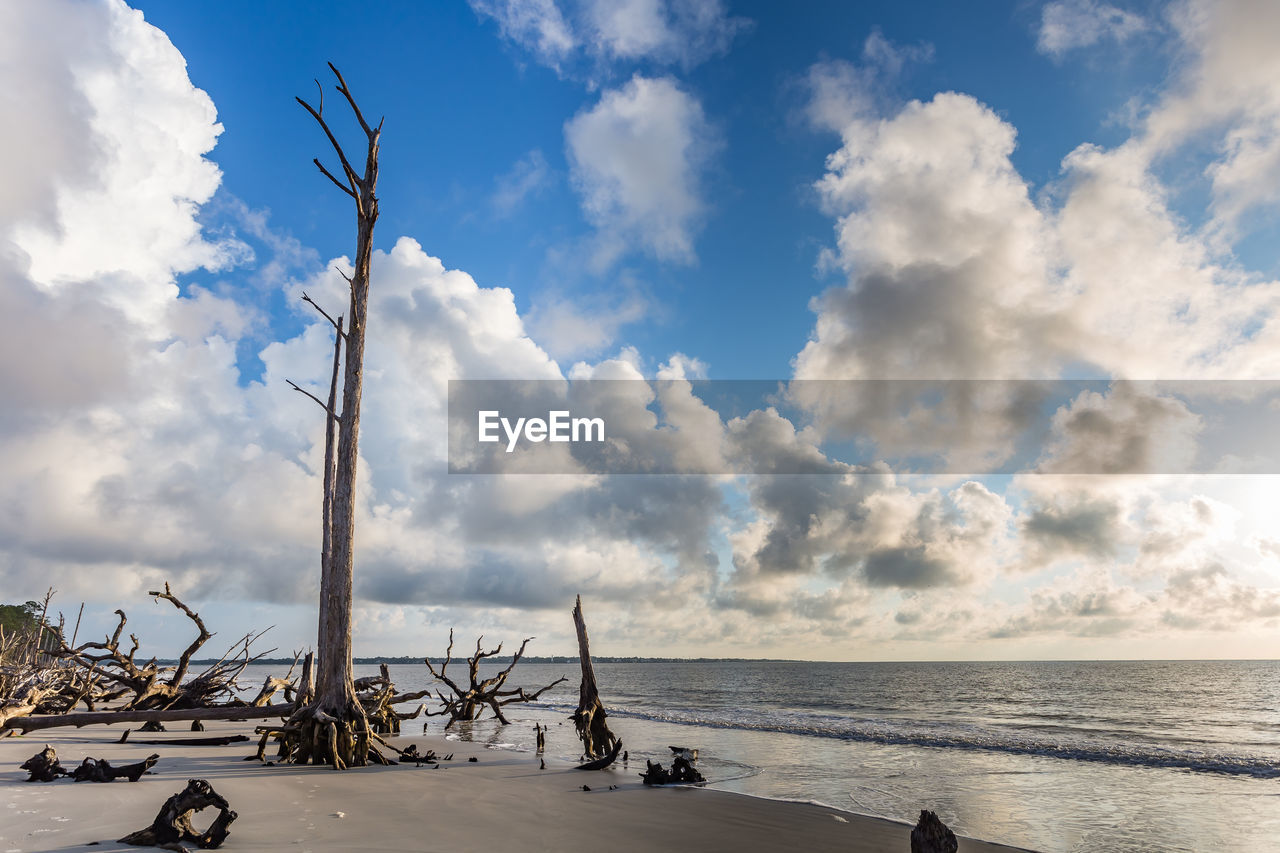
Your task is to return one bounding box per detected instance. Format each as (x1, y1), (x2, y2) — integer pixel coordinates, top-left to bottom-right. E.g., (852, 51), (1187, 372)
(4, 0), (1280, 661)
(134, 0), (1168, 380)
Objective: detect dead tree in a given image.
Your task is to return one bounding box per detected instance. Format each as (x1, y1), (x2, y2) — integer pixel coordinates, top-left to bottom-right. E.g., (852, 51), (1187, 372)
(424, 630), (566, 728)
(119, 779), (237, 850)
(570, 596), (616, 759)
(47, 584), (270, 712)
(284, 62), (384, 770)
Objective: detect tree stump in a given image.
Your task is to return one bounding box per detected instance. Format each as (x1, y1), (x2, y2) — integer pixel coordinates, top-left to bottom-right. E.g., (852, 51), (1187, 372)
(910, 809), (958, 853)
(570, 596), (616, 759)
(119, 779), (236, 850)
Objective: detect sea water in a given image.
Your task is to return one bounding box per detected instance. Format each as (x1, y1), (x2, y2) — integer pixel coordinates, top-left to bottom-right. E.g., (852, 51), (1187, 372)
(244, 659), (1280, 852)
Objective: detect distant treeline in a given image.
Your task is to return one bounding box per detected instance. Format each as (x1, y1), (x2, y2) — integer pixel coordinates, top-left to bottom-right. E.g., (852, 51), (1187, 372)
(162, 656), (801, 666)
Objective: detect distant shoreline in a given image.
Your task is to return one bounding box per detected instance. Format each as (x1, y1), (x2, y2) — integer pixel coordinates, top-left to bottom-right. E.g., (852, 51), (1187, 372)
(165, 656), (1280, 666)
(167, 655), (812, 666)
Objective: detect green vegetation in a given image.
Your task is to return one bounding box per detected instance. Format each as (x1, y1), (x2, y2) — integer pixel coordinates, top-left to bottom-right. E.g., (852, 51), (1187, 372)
(0, 600), (43, 635)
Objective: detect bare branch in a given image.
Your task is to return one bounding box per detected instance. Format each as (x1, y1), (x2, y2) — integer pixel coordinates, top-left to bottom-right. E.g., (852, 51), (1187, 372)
(301, 292), (344, 335)
(327, 62), (377, 140)
(312, 158), (357, 199)
(148, 583), (212, 688)
(295, 95), (362, 190)
(286, 380), (340, 423)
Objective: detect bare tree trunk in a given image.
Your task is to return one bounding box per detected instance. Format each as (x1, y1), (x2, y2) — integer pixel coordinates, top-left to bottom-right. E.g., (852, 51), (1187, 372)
(317, 317), (343, 668)
(571, 596), (616, 759)
(288, 64), (384, 770)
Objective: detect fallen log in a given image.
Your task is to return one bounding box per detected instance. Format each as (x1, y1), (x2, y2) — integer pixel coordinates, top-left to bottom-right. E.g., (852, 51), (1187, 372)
(71, 753), (159, 783)
(129, 735), (251, 747)
(4, 702), (294, 733)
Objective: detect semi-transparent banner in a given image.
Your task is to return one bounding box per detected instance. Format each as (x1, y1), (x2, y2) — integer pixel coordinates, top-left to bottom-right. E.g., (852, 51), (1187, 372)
(447, 379), (1280, 475)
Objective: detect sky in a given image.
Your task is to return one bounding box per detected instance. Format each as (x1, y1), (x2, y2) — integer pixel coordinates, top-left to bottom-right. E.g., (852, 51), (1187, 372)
(3, 0), (1280, 662)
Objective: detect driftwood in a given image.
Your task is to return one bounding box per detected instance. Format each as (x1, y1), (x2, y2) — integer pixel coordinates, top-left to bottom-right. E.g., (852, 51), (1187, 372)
(70, 753), (159, 783)
(574, 737), (623, 770)
(357, 663), (429, 734)
(424, 630), (566, 728)
(20, 745), (65, 781)
(131, 735), (250, 747)
(570, 596), (616, 759)
(639, 755), (704, 786)
(120, 779), (236, 850)
(910, 810), (958, 853)
(7, 702), (294, 734)
(47, 584), (272, 713)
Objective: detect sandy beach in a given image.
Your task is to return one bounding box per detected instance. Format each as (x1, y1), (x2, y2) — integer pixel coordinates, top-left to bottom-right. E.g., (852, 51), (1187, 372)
(1, 715), (1032, 853)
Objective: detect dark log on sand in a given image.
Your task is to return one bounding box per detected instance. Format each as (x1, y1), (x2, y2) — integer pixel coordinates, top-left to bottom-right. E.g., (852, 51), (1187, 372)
(119, 779), (236, 850)
(129, 735), (251, 747)
(640, 755), (705, 786)
(910, 809), (958, 853)
(5, 702), (293, 734)
(574, 737), (623, 771)
(570, 596), (617, 759)
(70, 753), (159, 783)
(20, 745), (65, 781)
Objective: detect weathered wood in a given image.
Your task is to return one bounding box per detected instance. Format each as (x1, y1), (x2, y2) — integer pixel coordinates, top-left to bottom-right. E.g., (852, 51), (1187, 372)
(289, 63), (383, 770)
(910, 809), (958, 853)
(5, 703), (294, 733)
(570, 596), (616, 759)
(119, 779), (236, 850)
(20, 744), (65, 781)
(46, 586), (272, 712)
(639, 755), (704, 786)
(574, 737), (623, 771)
(70, 753), (158, 783)
(424, 630), (566, 728)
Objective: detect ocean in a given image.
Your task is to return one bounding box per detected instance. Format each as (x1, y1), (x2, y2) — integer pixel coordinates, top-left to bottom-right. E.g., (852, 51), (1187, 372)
(244, 659), (1280, 852)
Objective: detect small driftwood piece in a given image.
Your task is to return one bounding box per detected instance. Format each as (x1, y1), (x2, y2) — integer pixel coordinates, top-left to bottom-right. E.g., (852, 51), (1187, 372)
(574, 737), (622, 771)
(910, 809), (958, 853)
(639, 755), (705, 786)
(140, 720), (166, 733)
(20, 745), (65, 781)
(71, 753), (159, 783)
(119, 779), (237, 850)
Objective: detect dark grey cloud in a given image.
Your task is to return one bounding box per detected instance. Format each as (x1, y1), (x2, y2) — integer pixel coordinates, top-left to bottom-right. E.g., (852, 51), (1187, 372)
(1022, 499), (1122, 558)
(863, 546), (955, 589)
